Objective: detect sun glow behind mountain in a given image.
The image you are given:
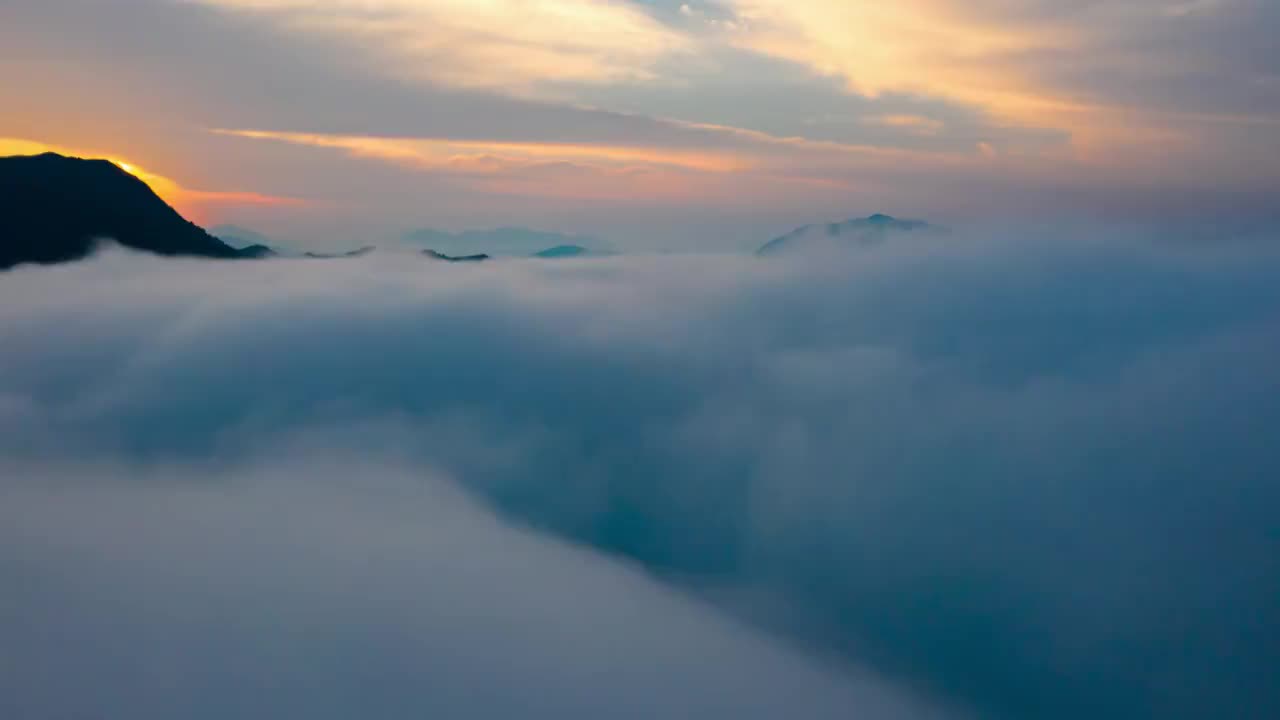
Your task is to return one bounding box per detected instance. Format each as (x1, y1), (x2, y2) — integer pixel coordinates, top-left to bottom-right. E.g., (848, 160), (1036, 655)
(0, 138), (301, 224)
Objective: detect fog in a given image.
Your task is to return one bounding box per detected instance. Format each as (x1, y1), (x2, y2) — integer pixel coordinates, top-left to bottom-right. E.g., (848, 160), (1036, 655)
(2, 234), (1278, 718)
(0, 456), (945, 719)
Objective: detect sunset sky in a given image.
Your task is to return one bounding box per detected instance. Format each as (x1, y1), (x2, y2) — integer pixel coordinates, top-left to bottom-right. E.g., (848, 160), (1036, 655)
(5, 5), (1280, 716)
(3, 0), (1277, 249)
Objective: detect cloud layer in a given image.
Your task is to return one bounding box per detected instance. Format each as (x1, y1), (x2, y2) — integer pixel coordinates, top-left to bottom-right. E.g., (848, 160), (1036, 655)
(1, 457), (943, 720)
(2, 234), (1279, 718)
(191, 0), (689, 90)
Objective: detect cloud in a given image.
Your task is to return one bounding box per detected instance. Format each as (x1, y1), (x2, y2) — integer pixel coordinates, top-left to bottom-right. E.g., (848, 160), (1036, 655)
(4, 0), (1275, 238)
(0, 456), (941, 720)
(189, 0), (689, 91)
(713, 0), (1279, 118)
(717, 0), (1066, 109)
(706, 0), (1280, 178)
(204, 127), (908, 202)
(207, 124), (1079, 206)
(1, 233), (1278, 718)
(213, 127), (754, 182)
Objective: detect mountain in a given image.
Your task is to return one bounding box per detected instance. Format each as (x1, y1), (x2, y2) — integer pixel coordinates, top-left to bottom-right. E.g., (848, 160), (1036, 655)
(211, 224), (272, 249)
(404, 227), (610, 257)
(757, 214), (940, 256)
(304, 246), (375, 259)
(424, 249), (491, 262)
(211, 224), (290, 255)
(237, 244), (278, 259)
(0, 152), (252, 270)
(533, 245), (590, 259)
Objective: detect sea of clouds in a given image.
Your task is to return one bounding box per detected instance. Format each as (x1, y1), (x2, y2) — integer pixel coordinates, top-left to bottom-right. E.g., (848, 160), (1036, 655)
(1, 233), (1278, 719)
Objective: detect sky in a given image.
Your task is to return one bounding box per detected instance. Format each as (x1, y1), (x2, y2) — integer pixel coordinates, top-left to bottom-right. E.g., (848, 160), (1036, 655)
(2, 0), (1278, 249)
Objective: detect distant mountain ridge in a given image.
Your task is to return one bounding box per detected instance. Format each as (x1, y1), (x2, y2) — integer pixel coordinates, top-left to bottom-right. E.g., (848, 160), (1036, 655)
(0, 152), (259, 270)
(304, 246), (375, 259)
(211, 224), (288, 254)
(1, 156), (943, 270)
(534, 245), (590, 259)
(237, 244), (277, 259)
(405, 227), (609, 258)
(424, 249), (490, 262)
(758, 213), (940, 256)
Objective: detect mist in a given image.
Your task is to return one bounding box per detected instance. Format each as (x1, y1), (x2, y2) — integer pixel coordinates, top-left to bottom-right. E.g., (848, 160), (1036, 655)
(2, 233), (1278, 718)
(0, 456), (947, 719)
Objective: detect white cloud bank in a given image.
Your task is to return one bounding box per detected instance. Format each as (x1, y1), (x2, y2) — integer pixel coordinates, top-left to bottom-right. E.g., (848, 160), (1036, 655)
(1, 233), (1279, 718)
(0, 457), (941, 719)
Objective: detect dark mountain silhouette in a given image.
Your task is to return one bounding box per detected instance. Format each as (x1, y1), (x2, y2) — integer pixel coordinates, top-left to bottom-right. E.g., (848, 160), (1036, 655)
(424, 249), (491, 262)
(304, 246), (375, 259)
(758, 213), (940, 256)
(211, 225), (287, 256)
(237, 244), (278, 259)
(0, 152), (255, 270)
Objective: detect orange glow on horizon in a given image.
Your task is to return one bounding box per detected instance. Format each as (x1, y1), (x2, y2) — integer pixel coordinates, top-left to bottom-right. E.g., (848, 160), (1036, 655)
(0, 138), (303, 224)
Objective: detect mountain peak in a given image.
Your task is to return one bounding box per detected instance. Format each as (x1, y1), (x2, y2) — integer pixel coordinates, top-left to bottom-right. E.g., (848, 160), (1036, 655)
(534, 244), (590, 259)
(404, 226), (611, 257)
(758, 213), (939, 256)
(1, 152), (256, 269)
(424, 249), (491, 262)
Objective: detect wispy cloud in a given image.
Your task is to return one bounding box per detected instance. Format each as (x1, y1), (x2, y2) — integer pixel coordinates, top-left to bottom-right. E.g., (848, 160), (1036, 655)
(706, 0), (1278, 143)
(190, 0), (690, 91)
(713, 0), (1071, 112)
(211, 125), (1014, 202)
(215, 128), (751, 173)
(185, 0), (1278, 174)
(4, 0), (1274, 235)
